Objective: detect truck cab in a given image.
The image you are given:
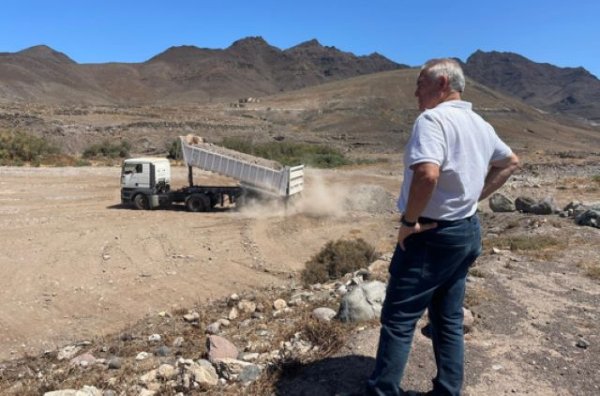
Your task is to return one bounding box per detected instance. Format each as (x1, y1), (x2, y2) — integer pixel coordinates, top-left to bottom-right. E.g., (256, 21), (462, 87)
(121, 157), (171, 209)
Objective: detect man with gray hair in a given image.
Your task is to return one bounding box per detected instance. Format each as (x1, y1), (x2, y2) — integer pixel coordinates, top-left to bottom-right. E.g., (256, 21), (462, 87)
(367, 58), (519, 396)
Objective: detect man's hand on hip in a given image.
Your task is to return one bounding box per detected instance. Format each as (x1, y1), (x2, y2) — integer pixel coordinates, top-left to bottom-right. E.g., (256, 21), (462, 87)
(398, 222), (437, 250)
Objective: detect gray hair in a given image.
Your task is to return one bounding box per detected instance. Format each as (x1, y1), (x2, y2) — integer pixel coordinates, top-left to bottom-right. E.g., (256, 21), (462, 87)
(421, 58), (465, 93)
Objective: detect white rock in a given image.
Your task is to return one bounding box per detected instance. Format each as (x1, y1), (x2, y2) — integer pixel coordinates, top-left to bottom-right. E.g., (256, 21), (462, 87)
(183, 312), (200, 322)
(273, 299), (287, 310)
(312, 307), (337, 322)
(238, 299), (257, 313)
(44, 385), (102, 396)
(148, 334), (161, 342)
(156, 364), (177, 380)
(57, 345), (82, 361)
(136, 351), (150, 360)
(139, 369), (157, 385)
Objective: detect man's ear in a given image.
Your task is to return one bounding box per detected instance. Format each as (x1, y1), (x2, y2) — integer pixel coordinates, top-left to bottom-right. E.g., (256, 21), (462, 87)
(438, 75), (449, 89)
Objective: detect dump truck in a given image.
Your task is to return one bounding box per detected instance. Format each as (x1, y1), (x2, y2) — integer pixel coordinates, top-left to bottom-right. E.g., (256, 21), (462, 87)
(120, 135), (304, 212)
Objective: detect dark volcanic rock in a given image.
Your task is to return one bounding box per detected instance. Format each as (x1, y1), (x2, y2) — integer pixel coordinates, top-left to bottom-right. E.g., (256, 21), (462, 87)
(464, 50), (600, 122)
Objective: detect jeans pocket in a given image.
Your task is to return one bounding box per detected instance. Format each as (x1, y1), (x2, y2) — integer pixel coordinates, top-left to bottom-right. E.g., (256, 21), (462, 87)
(388, 240), (424, 278)
(422, 241), (472, 282)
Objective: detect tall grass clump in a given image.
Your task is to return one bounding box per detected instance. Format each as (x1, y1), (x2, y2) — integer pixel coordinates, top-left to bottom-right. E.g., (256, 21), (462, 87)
(301, 238), (378, 285)
(82, 140), (131, 159)
(0, 130), (60, 165)
(220, 137), (350, 168)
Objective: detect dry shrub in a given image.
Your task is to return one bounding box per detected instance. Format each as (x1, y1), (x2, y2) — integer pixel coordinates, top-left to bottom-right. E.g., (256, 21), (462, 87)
(577, 260), (600, 281)
(301, 238), (377, 285)
(300, 317), (348, 357)
(484, 235), (565, 252)
(464, 284), (492, 308)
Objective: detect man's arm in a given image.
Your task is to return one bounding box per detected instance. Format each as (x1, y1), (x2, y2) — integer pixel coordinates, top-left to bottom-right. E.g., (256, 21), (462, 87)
(403, 162), (439, 222)
(398, 162), (440, 249)
(479, 153), (520, 201)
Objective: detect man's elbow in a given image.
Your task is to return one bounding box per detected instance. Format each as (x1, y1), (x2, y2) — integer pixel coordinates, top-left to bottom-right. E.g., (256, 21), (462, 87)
(507, 153), (520, 173)
(491, 153), (519, 173)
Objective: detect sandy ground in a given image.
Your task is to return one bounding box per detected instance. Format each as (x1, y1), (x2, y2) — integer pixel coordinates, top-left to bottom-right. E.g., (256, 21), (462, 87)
(0, 163), (399, 362)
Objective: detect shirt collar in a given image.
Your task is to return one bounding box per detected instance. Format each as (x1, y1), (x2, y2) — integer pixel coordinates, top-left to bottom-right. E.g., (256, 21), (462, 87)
(436, 100), (472, 110)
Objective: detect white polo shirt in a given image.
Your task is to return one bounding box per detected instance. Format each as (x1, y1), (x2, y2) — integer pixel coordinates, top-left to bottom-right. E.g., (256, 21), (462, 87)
(397, 100), (513, 220)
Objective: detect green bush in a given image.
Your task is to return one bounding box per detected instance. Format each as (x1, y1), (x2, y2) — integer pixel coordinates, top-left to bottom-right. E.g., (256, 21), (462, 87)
(301, 238), (377, 285)
(166, 138), (182, 160)
(0, 130), (60, 165)
(82, 140), (131, 159)
(220, 137), (351, 168)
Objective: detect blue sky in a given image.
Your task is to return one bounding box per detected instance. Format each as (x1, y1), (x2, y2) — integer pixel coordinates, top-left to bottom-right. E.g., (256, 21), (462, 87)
(1, 0), (599, 78)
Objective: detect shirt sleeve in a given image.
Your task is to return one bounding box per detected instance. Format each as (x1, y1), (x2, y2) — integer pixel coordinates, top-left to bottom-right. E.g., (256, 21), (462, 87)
(489, 130), (513, 162)
(405, 113), (445, 167)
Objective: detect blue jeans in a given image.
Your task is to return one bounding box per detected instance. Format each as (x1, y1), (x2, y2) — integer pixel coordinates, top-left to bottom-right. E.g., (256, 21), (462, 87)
(367, 215), (482, 396)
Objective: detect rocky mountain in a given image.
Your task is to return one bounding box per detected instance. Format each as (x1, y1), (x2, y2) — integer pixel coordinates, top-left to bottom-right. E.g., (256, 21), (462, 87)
(0, 37), (404, 105)
(464, 50), (600, 123)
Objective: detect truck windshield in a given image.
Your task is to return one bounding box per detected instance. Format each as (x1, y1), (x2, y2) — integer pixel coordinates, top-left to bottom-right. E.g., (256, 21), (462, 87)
(122, 164), (137, 175)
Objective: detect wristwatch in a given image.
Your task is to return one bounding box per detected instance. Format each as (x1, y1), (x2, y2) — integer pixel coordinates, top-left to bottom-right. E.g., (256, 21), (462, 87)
(400, 215), (417, 227)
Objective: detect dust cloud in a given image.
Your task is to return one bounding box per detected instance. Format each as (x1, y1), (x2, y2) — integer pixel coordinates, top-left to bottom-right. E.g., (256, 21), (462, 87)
(239, 168), (396, 218)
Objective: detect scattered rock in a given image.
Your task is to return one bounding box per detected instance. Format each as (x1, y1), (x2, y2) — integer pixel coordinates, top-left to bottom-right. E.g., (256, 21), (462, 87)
(207, 335), (239, 363)
(182, 358), (219, 386)
(529, 196), (557, 214)
(312, 307), (337, 322)
(154, 345), (170, 357)
(228, 307), (239, 320)
(44, 386), (102, 396)
(156, 364), (177, 380)
(238, 299), (257, 313)
(107, 357), (122, 369)
(515, 196), (536, 212)
(463, 308), (475, 333)
(70, 353), (96, 367)
(57, 345), (82, 361)
(135, 352), (150, 361)
(238, 364), (262, 384)
(172, 336), (184, 347)
(575, 209), (600, 228)
(489, 193), (515, 212)
(273, 299), (287, 310)
(183, 311), (200, 322)
(576, 338), (590, 349)
(148, 334), (161, 342)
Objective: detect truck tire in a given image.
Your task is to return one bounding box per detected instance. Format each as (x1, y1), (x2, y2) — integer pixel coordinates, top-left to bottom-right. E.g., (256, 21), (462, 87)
(133, 193), (149, 210)
(185, 193), (210, 212)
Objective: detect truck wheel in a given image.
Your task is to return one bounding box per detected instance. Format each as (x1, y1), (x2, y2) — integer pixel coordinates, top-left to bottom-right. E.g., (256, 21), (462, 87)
(133, 194), (149, 210)
(185, 193), (210, 212)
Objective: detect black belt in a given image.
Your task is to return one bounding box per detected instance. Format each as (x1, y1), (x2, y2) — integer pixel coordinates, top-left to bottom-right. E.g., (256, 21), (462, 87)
(419, 214), (475, 225)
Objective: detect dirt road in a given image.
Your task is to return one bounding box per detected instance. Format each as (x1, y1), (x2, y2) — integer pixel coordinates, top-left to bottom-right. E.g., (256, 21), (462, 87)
(0, 164), (399, 361)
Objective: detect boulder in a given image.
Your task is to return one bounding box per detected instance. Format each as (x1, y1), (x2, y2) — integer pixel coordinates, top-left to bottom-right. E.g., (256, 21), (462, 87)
(529, 197), (557, 215)
(575, 209), (600, 228)
(489, 193), (515, 212)
(337, 281), (386, 322)
(515, 196), (536, 212)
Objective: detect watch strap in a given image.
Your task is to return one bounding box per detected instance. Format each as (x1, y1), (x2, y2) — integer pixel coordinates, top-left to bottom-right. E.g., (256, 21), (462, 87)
(401, 215), (417, 227)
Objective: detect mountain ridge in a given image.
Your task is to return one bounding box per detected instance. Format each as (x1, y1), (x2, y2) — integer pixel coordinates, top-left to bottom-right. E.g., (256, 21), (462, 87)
(463, 50), (600, 122)
(0, 37), (404, 105)
(0, 39), (598, 122)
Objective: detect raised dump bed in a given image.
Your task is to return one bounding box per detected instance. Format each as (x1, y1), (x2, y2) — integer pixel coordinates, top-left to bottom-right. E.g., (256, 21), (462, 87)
(180, 135), (304, 197)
